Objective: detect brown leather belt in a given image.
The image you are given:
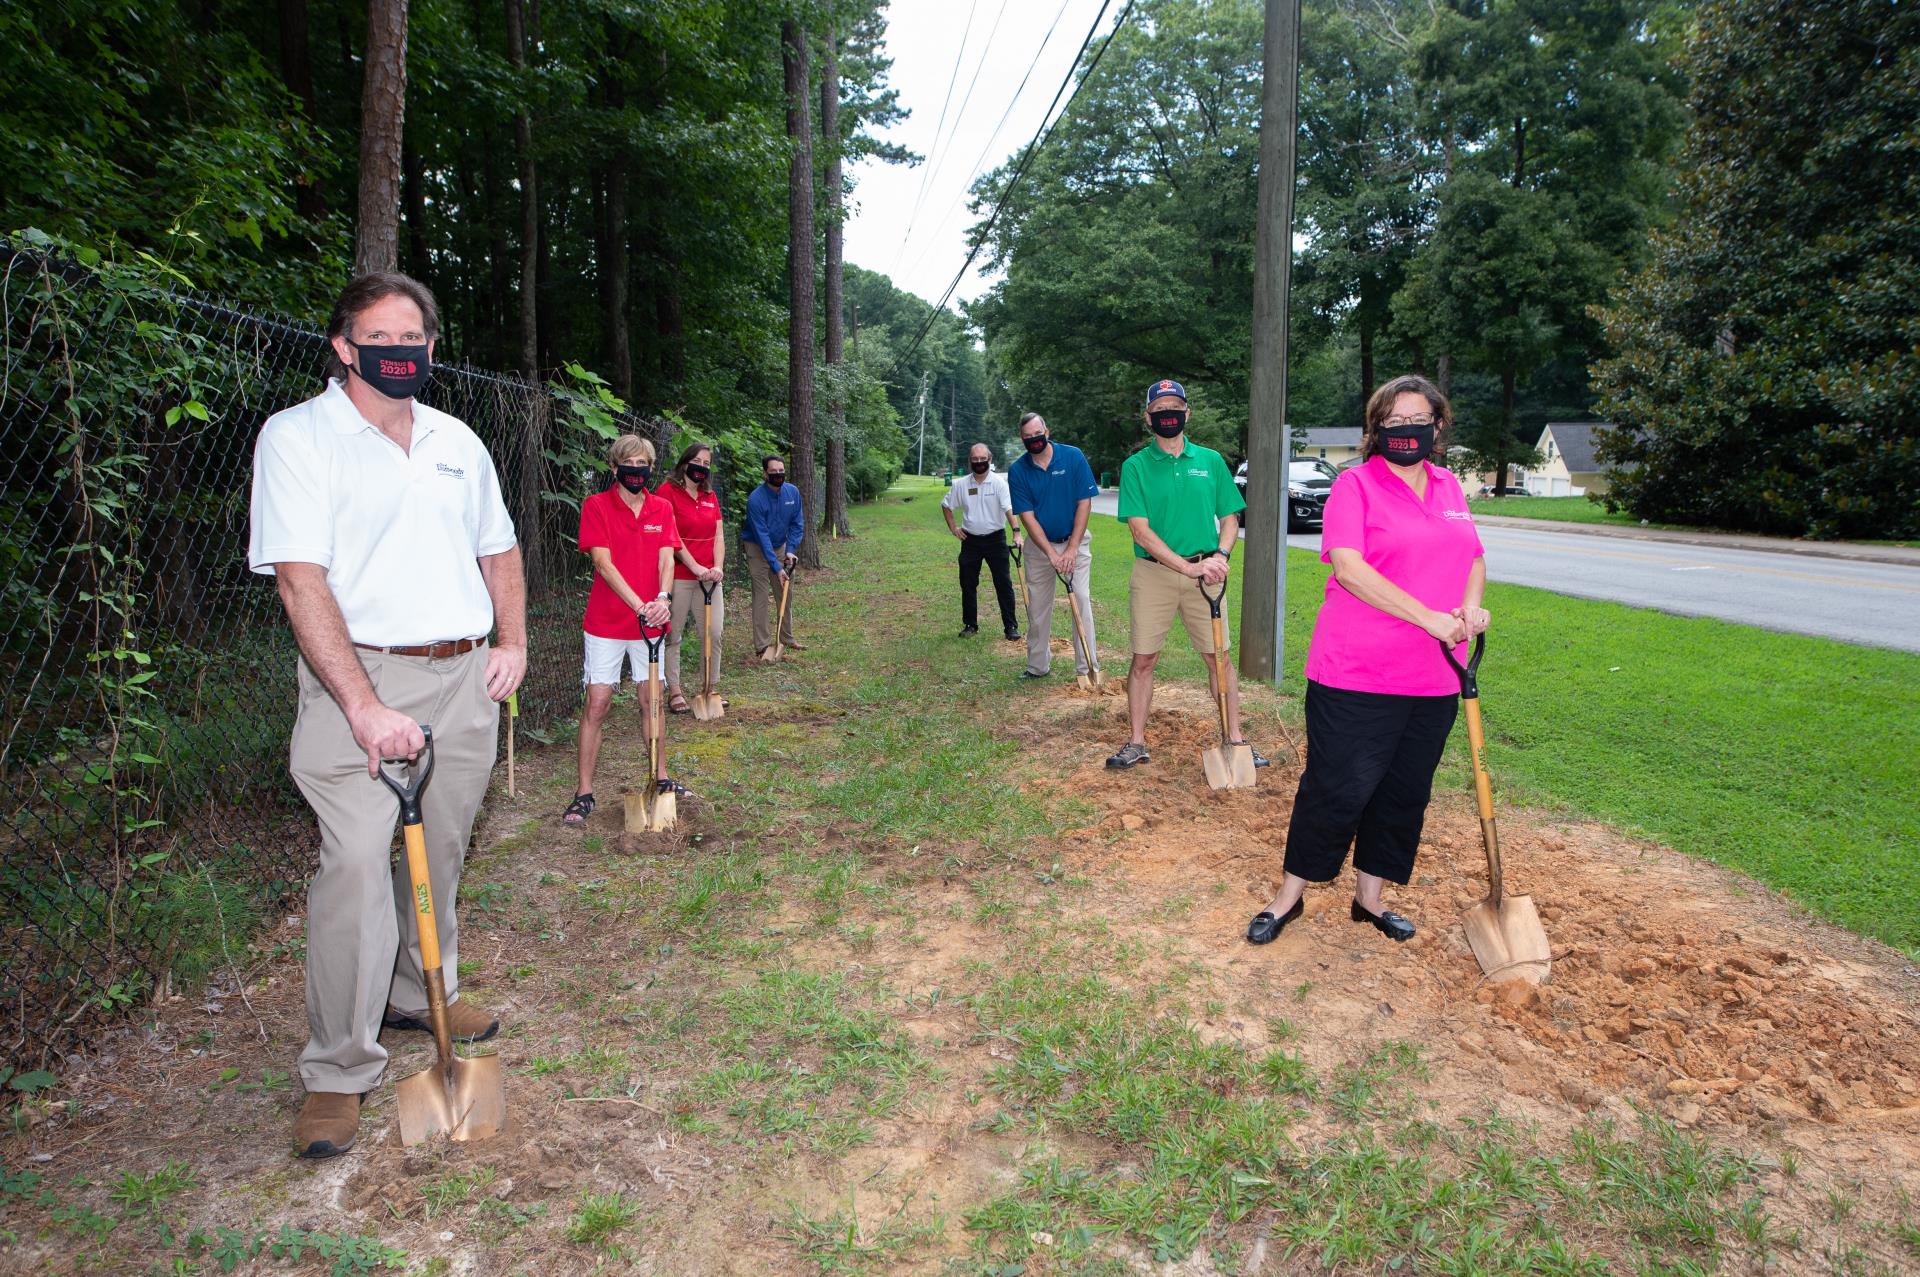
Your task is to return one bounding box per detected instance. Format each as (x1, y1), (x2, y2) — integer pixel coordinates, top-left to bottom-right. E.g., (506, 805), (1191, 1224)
(354, 637), (484, 659)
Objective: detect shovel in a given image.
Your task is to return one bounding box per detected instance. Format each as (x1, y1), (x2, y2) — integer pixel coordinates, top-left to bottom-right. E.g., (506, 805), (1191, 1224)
(1198, 578), (1256, 790)
(504, 691), (518, 798)
(1011, 542), (1030, 616)
(378, 727), (506, 1145)
(1441, 634), (1551, 985)
(690, 581), (724, 721)
(763, 570), (793, 662)
(1057, 564), (1105, 691)
(626, 622), (676, 833)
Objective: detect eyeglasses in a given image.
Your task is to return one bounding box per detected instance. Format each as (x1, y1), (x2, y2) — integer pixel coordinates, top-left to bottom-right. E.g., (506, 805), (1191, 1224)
(1383, 415), (1437, 428)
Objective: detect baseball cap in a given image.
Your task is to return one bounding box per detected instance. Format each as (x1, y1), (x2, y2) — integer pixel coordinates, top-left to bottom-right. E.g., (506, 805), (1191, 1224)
(1145, 378), (1187, 405)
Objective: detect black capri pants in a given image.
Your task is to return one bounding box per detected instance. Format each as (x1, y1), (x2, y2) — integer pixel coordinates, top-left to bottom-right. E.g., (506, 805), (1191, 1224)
(1282, 680), (1459, 885)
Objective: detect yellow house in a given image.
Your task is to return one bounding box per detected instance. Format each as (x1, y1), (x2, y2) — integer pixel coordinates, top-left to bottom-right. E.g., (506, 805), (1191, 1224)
(1296, 427), (1363, 468)
(1528, 422), (1614, 497)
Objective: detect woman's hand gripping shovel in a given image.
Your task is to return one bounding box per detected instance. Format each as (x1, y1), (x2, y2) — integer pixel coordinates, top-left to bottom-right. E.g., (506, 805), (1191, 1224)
(1057, 563), (1106, 692)
(690, 582), (724, 721)
(1198, 578), (1256, 789)
(378, 728), (506, 1145)
(1441, 634), (1551, 985)
(625, 622), (677, 834)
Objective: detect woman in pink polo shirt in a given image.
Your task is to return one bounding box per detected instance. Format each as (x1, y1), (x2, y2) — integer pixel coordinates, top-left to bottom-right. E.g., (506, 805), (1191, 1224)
(1246, 375), (1490, 946)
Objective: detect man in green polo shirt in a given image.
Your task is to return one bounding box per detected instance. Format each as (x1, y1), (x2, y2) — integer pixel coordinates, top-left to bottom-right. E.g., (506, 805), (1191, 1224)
(1109, 378), (1267, 771)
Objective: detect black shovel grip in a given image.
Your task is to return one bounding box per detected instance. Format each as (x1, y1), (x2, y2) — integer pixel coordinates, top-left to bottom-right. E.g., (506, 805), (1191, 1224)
(637, 618), (670, 659)
(1439, 632), (1486, 698)
(698, 580), (719, 606)
(376, 724), (435, 824)
(1197, 575), (1228, 618)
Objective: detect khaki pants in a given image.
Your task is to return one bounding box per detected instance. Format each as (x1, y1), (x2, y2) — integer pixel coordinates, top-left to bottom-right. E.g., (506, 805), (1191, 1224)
(289, 645), (498, 1094)
(664, 578), (724, 691)
(746, 544), (796, 653)
(1129, 557), (1227, 655)
(1024, 542), (1095, 676)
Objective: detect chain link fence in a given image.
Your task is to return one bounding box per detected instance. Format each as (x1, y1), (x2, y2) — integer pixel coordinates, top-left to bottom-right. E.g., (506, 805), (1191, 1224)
(0, 241), (659, 1065)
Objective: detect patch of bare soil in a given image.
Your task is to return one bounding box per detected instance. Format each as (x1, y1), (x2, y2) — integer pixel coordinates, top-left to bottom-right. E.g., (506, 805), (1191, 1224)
(1020, 683), (1920, 1194)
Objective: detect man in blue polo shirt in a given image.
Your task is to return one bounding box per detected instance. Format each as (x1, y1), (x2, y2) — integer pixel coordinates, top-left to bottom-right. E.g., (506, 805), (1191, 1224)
(1008, 411), (1100, 681)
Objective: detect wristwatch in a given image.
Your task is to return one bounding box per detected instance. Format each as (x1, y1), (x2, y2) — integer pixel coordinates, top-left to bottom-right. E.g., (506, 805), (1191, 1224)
(1208, 548), (1231, 561)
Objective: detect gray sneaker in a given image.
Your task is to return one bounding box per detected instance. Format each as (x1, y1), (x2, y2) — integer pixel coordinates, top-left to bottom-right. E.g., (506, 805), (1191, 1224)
(1105, 742), (1150, 769)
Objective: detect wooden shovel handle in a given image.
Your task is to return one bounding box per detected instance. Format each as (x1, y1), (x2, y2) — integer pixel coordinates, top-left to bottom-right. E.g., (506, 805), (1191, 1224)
(1462, 695), (1503, 906)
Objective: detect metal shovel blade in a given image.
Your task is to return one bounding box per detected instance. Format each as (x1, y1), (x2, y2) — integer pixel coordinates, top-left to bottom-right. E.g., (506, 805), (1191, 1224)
(1463, 893), (1552, 985)
(623, 791), (651, 834)
(649, 788), (677, 833)
(690, 692), (723, 721)
(1202, 743), (1257, 790)
(396, 1051), (505, 1146)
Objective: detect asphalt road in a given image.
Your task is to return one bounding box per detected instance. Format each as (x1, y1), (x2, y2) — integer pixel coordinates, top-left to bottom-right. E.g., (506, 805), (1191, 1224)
(1086, 491), (1920, 651)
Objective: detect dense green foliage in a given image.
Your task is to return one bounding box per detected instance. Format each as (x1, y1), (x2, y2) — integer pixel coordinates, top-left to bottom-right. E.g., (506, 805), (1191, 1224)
(0, 0), (917, 490)
(1591, 0), (1920, 538)
(971, 0), (1688, 479)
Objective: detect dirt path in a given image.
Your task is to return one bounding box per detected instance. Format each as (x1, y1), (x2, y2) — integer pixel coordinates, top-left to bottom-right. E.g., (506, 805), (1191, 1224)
(5, 624), (1919, 1274)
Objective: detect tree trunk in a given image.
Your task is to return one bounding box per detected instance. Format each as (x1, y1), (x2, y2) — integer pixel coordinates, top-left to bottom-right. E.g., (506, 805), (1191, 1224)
(783, 19), (820, 569)
(353, 0), (409, 274)
(598, 58), (632, 402)
(1513, 116), (1525, 186)
(504, 0), (545, 595)
(820, 26), (852, 540)
(1358, 320), (1374, 410)
(1436, 353), (1452, 399)
(402, 132), (429, 282)
(1496, 362), (1517, 492)
(277, 0), (326, 219)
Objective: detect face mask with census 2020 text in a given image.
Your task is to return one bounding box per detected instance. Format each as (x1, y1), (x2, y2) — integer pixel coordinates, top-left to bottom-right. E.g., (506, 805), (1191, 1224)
(685, 463), (711, 485)
(1149, 411), (1187, 439)
(616, 465), (652, 493)
(1379, 423), (1435, 467)
(346, 340), (431, 400)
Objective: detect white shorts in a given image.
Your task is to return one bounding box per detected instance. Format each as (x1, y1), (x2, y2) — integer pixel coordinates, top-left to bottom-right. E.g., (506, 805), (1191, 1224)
(582, 631), (664, 685)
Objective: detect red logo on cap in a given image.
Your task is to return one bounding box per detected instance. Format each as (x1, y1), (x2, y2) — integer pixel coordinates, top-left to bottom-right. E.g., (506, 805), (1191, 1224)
(1158, 381), (1173, 390)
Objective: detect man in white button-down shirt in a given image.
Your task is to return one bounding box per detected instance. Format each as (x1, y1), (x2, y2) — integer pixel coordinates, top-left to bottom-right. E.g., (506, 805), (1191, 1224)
(248, 272), (526, 1159)
(940, 442), (1024, 640)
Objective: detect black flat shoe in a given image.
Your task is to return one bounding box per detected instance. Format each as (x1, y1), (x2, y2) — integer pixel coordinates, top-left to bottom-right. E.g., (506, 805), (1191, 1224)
(1350, 900), (1416, 942)
(1245, 898), (1304, 945)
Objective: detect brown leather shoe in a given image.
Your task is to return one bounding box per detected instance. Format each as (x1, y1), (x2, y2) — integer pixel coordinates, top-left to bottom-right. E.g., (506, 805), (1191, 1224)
(293, 1091), (362, 1158)
(382, 1000), (500, 1043)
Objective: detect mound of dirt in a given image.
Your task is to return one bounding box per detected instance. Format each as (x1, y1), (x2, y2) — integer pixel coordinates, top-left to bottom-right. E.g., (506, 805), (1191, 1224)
(1028, 691), (1920, 1175)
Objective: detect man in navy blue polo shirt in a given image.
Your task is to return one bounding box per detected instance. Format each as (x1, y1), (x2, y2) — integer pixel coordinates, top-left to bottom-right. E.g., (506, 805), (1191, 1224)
(1008, 411), (1100, 681)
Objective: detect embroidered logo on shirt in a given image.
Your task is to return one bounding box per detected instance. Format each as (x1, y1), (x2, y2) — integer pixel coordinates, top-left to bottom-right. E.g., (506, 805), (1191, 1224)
(643, 522), (667, 534)
(434, 461), (466, 479)
(1186, 467), (1210, 478)
(1441, 509), (1473, 521)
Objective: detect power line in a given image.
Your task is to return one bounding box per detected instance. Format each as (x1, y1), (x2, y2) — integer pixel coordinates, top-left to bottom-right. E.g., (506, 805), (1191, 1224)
(907, 0), (1016, 231)
(898, 0), (1135, 367)
(894, 0), (982, 272)
(898, 0), (1078, 287)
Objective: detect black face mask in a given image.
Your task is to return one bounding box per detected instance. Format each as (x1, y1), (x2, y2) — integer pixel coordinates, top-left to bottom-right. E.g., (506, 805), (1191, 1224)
(766, 472), (786, 488)
(1379, 424), (1435, 467)
(969, 460), (990, 475)
(1023, 433), (1049, 454)
(616, 465), (651, 493)
(686, 463), (711, 485)
(1149, 411), (1187, 439)
(346, 340), (431, 400)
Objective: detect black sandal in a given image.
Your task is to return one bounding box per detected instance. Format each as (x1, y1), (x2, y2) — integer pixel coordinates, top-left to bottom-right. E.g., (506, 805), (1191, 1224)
(562, 792), (595, 824)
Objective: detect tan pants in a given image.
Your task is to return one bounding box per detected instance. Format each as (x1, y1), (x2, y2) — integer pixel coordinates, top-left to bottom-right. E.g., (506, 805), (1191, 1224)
(1024, 542), (1095, 676)
(1129, 557), (1228, 655)
(289, 645), (497, 1094)
(746, 544), (796, 653)
(664, 578), (724, 690)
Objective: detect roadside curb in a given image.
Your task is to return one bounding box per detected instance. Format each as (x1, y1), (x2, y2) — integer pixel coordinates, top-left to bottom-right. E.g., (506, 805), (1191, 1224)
(1470, 515), (1920, 568)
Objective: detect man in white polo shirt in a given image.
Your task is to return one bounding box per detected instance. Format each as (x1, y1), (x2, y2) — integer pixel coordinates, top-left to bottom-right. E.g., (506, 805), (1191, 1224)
(249, 272), (526, 1159)
(940, 442), (1024, 641)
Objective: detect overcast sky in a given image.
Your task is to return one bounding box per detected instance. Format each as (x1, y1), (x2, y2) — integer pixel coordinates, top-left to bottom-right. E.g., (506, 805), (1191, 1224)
(843, 0), (1118, 312)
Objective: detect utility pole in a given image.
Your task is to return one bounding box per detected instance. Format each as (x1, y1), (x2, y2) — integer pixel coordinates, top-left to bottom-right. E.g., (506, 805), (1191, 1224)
(1239, 0), (1302, 684)
(914, 372), (930, 474)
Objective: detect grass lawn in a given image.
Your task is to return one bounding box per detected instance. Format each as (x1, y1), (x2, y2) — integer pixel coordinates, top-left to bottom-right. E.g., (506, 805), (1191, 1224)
(896, 475), (1920, 954)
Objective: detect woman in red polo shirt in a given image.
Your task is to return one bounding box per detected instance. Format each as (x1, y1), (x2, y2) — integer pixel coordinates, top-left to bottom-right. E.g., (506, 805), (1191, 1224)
(657, 443), (726, 714)
(1246, 375), (1491, 945)
(565, 434), (685, 825)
